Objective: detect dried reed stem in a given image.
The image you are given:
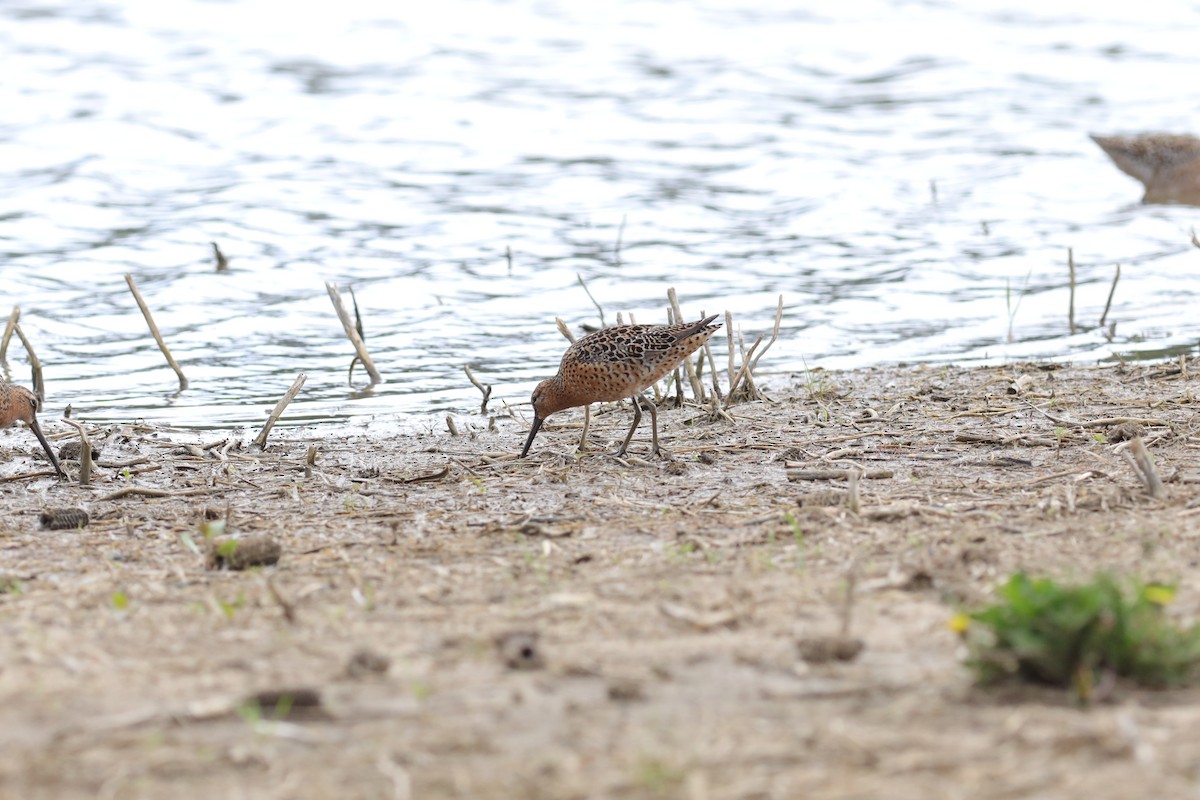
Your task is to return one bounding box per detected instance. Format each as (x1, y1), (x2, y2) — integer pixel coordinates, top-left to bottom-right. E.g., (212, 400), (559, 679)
(785, 467), (893, 481)
(254, 372), (306, 448)
(576, 273), (606, 328)
(12, 324), (45, 400)
(846, 469), (862, 514)
(325, 282), (381, 387)
(555, 317), (576, 343)
(702, 340), (723, 402)
(1067, 248), (1076, 335)
(212, 242), (229, 272)
(0, 305), (18, 364)
(613, 214), (626, 266)
(463, 365), (492, 415)
(725, 311), (735, 390)
(1126, 436), (1165, 500)
(724, 333), (763, 409)
(667, 288), (705, 402)
(60, 417), (93, 485)
(747, 295), (784, 374)
(125, 273), (189, 391)
(1099, 264), (1121, 328)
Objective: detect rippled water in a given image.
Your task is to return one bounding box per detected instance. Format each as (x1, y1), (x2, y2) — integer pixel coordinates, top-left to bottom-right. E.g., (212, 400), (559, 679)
(3, 0), (1199, 430)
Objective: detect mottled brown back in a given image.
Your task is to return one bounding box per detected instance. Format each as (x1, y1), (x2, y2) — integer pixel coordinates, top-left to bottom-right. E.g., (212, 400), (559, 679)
(557, 315), (721, 406)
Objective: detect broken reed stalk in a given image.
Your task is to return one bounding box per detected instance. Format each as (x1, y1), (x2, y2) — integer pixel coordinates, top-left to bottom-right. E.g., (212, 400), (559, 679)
(212, 242), (229, 272)
(725, 310), (736, 392)
(463, 365), (492, 414)
(1126, 436), (1165, 500)
(554, 317), (576, 343)
(724, 333), (764, 410)
(747, 295), (784, 374)
(346, 287), (368, 384)
(785, 467), (894, 481)
(1099, 264), (1121, 328)
(0, 305), (18, 365)
(60, 418), (93, 485)
(1067, 248), (1076, 335)
(576, 273), (606, 328)
(702, 340), (723, 402)
(12, 324), (46, 400)
(325, 282), (381, 387)
(845, 469), (862, 514)
(125, 273), (189, 391)
(254, 372), (306, 448)
(666, 287), (705, 402)
(613, 214), (626, 266)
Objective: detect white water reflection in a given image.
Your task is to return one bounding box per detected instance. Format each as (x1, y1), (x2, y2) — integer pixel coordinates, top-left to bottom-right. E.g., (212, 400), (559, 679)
(2, 0), (1198, 428)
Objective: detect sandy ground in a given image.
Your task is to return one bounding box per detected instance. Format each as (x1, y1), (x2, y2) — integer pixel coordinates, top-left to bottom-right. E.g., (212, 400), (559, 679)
(2, 359), (1200, 799)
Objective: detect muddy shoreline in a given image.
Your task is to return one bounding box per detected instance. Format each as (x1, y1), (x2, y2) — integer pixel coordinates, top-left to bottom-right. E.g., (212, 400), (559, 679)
(2, 359), (1199, 799)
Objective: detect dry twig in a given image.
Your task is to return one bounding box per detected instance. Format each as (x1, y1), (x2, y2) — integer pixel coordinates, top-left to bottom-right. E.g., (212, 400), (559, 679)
(325, 282), (381, 387)
(1067, 247), (1076, 335)
(1099, 264), (1121, 328)
(12, 323), (45, 400)
(125, 273), (188, 391)
(0, 305), (18, 366)
(724, 334), (764, 409)
(254, 372), (307, 448)
(747, 294), (784, 375)
(60, 417), (93, 485)
(577, 273), (606, 328)
(667, 288), (705, 403)
(1126, 436), (1165, 500)
(463, 365), (492, 414)
(212, 242), (229, 272)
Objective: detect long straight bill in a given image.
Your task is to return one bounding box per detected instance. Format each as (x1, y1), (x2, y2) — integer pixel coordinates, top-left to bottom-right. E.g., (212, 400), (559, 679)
(519, 416), (545, 458)
(28, 418), (66, 479)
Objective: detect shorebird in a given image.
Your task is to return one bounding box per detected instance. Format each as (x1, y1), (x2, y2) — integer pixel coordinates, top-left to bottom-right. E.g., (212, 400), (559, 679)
(1091, 133), (1200, 205)
(0, 383), (66, 479)
(520, 314), (722, 458)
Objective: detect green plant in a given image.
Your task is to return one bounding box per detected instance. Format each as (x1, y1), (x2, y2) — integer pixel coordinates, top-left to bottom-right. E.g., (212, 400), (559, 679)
(960, 573), (1200, 699)
(217, 591), (246, 619)
(634, 757), (684, 793)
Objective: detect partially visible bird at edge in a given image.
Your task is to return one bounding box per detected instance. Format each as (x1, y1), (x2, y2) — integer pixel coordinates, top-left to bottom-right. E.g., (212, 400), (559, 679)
(520, 315), (722, 458)
(1091, 132), (1200, 205)
(0, 382), (66, 479)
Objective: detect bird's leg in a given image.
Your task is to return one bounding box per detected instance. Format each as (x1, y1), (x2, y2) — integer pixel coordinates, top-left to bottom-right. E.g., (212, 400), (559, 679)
(576, 405), (592, 453)
(614, 397), (643, 457)
(644, 396), (664, 457)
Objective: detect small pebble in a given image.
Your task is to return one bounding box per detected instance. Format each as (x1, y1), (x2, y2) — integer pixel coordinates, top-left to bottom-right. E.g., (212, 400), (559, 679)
(797, 635), (865, 664)
(345, 648), (391, 678)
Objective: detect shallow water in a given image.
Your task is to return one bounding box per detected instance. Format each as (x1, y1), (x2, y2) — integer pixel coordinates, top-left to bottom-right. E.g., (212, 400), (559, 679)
(3, 0), (1199, 431)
